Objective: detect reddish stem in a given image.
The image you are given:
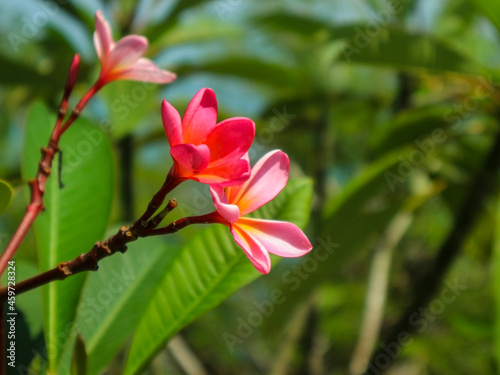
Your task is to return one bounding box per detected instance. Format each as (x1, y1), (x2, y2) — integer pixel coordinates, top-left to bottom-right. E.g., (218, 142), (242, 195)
(0, 62), (104, 277)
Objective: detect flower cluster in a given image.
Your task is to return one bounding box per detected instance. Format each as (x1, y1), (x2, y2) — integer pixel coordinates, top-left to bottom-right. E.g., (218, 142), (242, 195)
(160, 89), (312, 273)
(94, 11), (312, 274)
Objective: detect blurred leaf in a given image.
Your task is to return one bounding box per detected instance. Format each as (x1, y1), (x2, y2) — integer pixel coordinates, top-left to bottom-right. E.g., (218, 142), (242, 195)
(495, 193), (500, 362)
(0, 55), (54, 87)
(317, 150), (412, 272)
(22, 102), (114, 372)
(337, 26), (484, 76)
(98, 80), (161, 138)
(77, 236), (179, 375)
(254, 13), (483, 76)
(370, 106), (454, 157)
(124, 178), (313, 375)
(71, 335), (87, 375)
(174, 57), (301, 91)
(254, 12), (332, 37)
(144, 0), (211, 43)
(0, 179), (13, 215)
(469, 0), (500, 33)
(155, 19), (238, 48)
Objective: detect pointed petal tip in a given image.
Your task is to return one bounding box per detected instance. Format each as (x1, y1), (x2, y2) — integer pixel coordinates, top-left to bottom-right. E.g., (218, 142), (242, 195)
(161, 99), (182, 146)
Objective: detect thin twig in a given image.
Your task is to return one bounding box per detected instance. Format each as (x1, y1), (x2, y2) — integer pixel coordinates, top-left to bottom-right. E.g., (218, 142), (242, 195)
(168, 335), (209, 375)
(349, 211), (413, 375)
(270, 296), (316, 375)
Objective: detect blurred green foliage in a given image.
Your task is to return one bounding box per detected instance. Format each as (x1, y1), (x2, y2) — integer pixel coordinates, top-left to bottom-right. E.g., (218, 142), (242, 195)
(1, 0), (500, 374)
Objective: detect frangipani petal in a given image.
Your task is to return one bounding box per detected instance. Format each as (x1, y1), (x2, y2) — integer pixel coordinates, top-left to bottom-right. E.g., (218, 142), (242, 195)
(236, 217), (312, 257)
(162, 89), (254, 185)
(162, 99), (182, 147)
(207, 150), (312, 274)
(94, 10), (113, 61)
(231, 223), (271, 274)
(210, 187), (240, 223)
(106, 35), (148, 71)
(182, 88), (218, 145)
(119, 58), (176, 84)
(204, 117), (255, 166)
(227, 150), (289, 216)
(197, 157), (251, 187)
(170, 143), (210, 176)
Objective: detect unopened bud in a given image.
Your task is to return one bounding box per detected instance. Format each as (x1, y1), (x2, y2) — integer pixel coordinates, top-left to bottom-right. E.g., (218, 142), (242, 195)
(64, 54), (80, 98)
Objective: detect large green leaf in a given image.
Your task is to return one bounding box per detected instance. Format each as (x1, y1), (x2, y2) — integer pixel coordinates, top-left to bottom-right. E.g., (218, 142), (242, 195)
(76, 235), (180, 375)
(22, 103), (114, 373)
(0, 179), (13, 215)
(124, 178), (313, 375)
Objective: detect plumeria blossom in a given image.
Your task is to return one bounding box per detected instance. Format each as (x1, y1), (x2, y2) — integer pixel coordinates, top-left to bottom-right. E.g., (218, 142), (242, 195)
(93, 10), (176, 86)
(162, 88), (255, 187)
(210, 150), (312, 274)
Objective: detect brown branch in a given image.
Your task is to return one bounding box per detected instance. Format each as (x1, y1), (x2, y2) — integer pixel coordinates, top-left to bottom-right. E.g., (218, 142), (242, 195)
(0, 226), (134, 300)
(366, 128), (500, 374)
(0, 203), (222, 301)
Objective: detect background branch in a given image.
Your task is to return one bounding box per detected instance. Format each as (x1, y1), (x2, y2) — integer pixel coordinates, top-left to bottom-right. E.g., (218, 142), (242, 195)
(366, 128), (500, 373)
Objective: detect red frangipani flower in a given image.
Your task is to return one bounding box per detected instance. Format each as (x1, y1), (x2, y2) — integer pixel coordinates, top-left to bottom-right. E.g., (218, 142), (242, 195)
(210, 150), (313, 274)
(93, 10), (176, 86)
(162, 88), (255, 187)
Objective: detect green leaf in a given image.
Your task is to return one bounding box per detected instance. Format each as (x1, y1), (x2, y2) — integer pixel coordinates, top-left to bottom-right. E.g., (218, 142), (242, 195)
(337, 25), (484, 76)
(144, 0), (212, 43)
(71, 335), (87, 375)
(0, 180), (13, 215)
(495, 193), (500, 362)
(0, 54), (55, 87)
(22, 102), (114, 373)
(320, 150), (411, 268)
(154, 19), (239, 49)
(124, 178), (313, 375)
(469, 0), (500, 33)
(369, 106), (455, 158)
(254, 12), (332, 37)
(174, 57), (301, 92)
(77, 235), (180, 375)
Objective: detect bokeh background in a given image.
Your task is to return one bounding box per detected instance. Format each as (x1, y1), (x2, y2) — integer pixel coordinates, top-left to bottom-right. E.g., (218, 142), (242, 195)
(1, 0), (500, 374)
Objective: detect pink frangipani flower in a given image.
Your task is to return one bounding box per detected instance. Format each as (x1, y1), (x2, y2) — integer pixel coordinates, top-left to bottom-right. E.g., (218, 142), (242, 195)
(162, 88), (255, 187)
(93, 10), (176, 86)
(210, 150), (313, 274)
